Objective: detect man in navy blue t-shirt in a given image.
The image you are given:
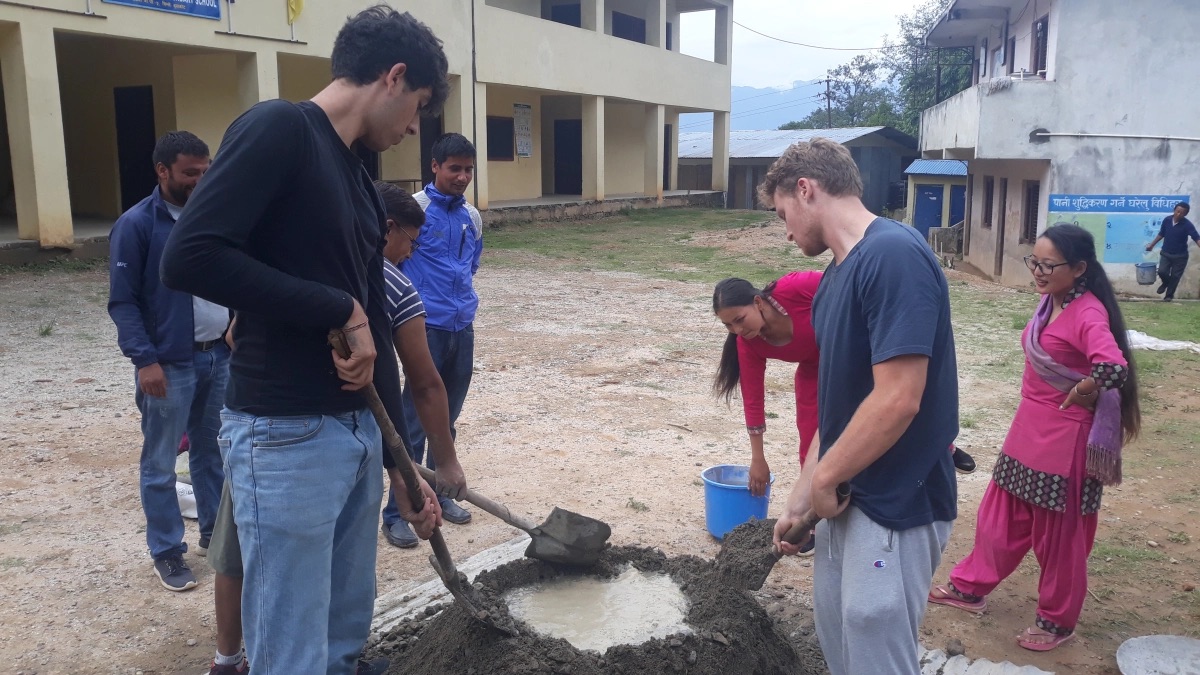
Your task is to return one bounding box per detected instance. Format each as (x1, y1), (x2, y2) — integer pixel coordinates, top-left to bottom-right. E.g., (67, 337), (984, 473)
(761, 138), (958, 675)
(1145, 202), (1199, 301)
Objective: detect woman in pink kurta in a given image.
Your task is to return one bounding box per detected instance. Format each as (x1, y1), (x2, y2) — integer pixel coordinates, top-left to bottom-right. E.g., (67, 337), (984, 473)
(712, 271), (822, 498)
(929, 224), (1141, 652)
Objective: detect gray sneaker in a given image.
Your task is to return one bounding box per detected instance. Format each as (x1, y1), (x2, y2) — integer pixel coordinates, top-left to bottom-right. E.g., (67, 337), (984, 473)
(439, 498), (472, 525)
(153, 554), (198, 592)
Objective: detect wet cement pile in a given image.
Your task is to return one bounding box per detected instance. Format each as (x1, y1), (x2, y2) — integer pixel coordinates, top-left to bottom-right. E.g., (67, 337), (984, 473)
(371, 527), (826, 674)
(714, 517), (780, 592)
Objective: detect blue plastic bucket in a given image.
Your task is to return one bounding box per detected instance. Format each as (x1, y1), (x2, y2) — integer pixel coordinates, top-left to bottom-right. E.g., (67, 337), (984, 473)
(1135, 262), (1157, 285)
(700, 464), (774, 540)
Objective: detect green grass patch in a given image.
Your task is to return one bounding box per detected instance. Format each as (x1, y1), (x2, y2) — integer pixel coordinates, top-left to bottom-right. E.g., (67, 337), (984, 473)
(0, 257), (107, 277)
(485, 208), (815, 282)
(1121, 300), (1200, 342)
(1090, 541), (1169, 576)
(0, 557), (26, 570)
(37, 322), (55, 337)
(1167, 531), (1192, 545)
(960, 415), (977, 429)
(626, 498), (650, 512)
(0, 523), (23, 537)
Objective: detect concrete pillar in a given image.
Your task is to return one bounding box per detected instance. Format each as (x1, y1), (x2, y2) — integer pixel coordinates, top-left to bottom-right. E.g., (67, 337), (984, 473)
(647, 0), (666, 48)
(0, 23), (73, 247)
(581, 0), (603, 32)
(472, 82), (489, 209)
(443, 75), (472, 137)
(644, 104), (665, 202)
(711, 110), (730, 192)
(667, 110), (679, 190)
(238, 51), (279, 107)
(582, 95), (605, 201)
(714, 4), (733, 65)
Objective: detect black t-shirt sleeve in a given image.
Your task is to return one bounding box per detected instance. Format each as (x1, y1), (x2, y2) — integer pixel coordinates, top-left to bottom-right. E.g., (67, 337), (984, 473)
(860, 238), (942, 364)
(161, 100), (355, 328)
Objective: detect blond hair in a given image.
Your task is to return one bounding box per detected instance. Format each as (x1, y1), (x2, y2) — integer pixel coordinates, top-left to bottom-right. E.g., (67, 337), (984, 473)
(757, 137), (863, 208)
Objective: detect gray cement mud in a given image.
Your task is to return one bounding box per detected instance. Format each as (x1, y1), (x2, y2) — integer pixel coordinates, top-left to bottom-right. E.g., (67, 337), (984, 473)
(371, 534), (827, 674)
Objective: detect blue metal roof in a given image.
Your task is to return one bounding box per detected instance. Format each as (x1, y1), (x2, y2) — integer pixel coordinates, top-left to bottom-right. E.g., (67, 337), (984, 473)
(904, 159), (968, 177)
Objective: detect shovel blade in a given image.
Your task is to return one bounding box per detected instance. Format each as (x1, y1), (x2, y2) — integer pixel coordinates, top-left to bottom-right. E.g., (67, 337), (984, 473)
(524, 506), (611, 566)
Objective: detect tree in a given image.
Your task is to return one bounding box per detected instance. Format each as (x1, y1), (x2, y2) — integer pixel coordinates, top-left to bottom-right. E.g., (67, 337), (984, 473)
(880, 0), (972, 136)
(778, 55), (900, 130)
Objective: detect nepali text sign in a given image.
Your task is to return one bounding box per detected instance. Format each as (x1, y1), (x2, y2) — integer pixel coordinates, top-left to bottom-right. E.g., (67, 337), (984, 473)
(1049, 193), (1189, 264)
(514, 103), (533, 158)
(102, 0), (221, 20)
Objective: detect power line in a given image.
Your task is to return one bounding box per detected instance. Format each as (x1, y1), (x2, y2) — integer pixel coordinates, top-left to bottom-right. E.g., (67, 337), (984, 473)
(733, 20), (887, 51)
(730, 79), (825, 106)
(678, 94), (826, 130)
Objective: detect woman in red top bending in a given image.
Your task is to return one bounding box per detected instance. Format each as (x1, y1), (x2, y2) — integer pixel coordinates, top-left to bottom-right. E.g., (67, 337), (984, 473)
(712, 272), (822, 499)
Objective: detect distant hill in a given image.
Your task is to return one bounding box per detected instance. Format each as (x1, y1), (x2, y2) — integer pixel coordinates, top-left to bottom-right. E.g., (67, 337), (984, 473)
(678, 80), (824, 132)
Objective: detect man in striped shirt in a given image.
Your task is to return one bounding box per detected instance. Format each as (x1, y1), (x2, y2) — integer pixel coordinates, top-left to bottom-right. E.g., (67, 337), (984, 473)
(375, 181), (469, 548)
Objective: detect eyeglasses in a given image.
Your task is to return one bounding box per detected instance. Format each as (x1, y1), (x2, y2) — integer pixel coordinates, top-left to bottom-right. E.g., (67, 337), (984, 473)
(389, 221), (420, 250)
(1023, 255), (1070, 275)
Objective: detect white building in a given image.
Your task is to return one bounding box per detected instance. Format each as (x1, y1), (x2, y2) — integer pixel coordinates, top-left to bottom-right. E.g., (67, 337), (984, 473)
(921, 0), (1200, 297)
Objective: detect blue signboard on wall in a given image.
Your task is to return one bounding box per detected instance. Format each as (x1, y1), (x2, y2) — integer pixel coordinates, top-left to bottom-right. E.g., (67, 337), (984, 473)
(1048, 194), (1189, 264)
(102, 0), (221, 20)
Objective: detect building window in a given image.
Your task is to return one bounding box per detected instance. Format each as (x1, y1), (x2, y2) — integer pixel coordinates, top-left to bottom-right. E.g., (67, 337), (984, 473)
(548, 3), (582, 27)
(1033, 15), (1050, 75)
(666, 21), (673, 50)
(1006, 36), (1016, 75)
(487, 116), (515, 161)
(612, 11), (647, 44)
(979, 39), (988, 78)
(998, 178), (1009, 234)
(1022, 180), (1041, 242)
(982, 176), (995, 228)
(964, 173), (973, 255)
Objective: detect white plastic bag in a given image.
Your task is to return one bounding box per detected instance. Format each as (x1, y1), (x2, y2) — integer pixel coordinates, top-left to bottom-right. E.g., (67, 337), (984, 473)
(176, 481), (198, 520)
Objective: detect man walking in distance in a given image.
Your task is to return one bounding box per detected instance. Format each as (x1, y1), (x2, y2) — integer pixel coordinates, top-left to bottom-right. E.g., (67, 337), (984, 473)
(381, 132), (481, 542)
(108, 131), (229, 593)
(1145, 202), (1199, 301)
(764, 138), (959, 675)
(161, 7), (449, 673)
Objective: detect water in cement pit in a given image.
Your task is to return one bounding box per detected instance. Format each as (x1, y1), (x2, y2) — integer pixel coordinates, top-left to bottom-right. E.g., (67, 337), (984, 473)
(503, 565), (693, 652)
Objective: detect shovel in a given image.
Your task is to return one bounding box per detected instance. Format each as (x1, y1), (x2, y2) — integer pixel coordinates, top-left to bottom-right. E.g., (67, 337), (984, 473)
(722, 482), (851, 592)
(328, 331), (516, 636)
(416, 465), (612, 566)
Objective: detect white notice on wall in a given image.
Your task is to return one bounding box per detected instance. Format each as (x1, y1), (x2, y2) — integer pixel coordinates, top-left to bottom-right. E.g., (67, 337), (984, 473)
(514, 103), (533, 158)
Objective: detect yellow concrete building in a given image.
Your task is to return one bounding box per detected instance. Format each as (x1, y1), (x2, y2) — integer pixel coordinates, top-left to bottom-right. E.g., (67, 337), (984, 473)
(0, 0), (731, 248)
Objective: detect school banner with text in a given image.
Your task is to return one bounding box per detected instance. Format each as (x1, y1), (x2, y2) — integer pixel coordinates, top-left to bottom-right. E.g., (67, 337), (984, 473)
(102, 0), (221, 20)
(1048, 194), (1189, 264)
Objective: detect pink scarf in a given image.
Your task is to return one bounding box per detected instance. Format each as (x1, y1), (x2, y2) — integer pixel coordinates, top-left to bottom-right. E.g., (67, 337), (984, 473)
(1023, 294), (1123, 486)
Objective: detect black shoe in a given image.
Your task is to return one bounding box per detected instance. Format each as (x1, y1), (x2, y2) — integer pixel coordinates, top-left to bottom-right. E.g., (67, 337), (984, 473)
(1165, 296), (1175, 302)
(382, 521), (419, 549)
(153, 554), (198, 592)
(798, 532), (815, 557)
(952, 447), (977, 474)
(197, 535), (210, 557)
(1157, 282), (1168, 294)
(357, 657), (389, 675)
(439, 498), (472, 525)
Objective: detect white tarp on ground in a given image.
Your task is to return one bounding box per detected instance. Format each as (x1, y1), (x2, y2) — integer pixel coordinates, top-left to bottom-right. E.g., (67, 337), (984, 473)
(1128, 330), (1200, 354)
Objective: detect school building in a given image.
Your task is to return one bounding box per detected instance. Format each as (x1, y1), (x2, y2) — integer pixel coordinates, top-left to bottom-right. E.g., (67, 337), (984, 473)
(0, 0), (732, 249)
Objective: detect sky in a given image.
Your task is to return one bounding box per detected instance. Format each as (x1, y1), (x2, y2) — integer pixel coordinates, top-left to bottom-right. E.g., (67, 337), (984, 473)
(680, 0), (929, 89)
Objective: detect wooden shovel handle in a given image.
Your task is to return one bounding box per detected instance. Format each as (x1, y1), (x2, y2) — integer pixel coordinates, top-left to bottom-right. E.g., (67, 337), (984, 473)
(416, 464), (540, 532)
(779, 482), (852, 547)
(327, 331), (460, 578)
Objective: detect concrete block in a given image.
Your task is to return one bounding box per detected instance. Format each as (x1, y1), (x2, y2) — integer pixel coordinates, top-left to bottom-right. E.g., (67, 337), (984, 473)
(920, 648), (949, 675)
(942, 655), (972, 675)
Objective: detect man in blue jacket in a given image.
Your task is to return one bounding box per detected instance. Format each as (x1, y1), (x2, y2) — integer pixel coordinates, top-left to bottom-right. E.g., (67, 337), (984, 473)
(1145, 202), (1200, 301)
(382, 133), (481, 545)
(108, 131), (230, 592)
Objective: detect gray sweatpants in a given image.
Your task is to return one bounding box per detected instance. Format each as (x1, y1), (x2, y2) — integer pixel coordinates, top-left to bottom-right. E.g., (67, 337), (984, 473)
(813, 506), (953, 675)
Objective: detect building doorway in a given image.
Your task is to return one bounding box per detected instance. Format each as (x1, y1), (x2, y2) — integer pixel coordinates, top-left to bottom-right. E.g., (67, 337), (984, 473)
(114, 86), (157, 212)
(419, 115), (444, 188)
(553, 119), (583, 195)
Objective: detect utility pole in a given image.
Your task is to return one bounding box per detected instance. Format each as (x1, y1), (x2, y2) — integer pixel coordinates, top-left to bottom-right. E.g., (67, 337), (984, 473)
(822, 78), (833, 129)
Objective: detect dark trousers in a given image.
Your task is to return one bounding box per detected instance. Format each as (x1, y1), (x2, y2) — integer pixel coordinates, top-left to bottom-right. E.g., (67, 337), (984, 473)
(1158, 252), (1189, 299)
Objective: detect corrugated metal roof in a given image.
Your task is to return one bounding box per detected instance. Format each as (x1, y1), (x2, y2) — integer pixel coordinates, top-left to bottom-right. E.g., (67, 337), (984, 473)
(678, 127), (914, 159)
(904, 159), (968, 176)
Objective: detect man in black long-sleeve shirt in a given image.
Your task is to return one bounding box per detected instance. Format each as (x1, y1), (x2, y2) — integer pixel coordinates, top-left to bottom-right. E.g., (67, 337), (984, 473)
(161, 8), (452, 674)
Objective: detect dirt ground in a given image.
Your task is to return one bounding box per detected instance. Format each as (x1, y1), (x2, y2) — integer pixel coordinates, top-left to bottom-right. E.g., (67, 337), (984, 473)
(0, 216), (1196, 674)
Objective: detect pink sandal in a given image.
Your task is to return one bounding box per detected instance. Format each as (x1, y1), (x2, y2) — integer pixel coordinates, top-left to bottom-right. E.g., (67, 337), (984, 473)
(928, 584), (987, 614)
(1017, 626), (1075, 652)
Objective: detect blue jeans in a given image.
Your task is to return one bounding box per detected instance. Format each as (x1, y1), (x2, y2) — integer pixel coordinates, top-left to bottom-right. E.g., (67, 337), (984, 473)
(134, 344), (228, 559)
(221, 408), (382, 675)
(382, 325), (473, 527)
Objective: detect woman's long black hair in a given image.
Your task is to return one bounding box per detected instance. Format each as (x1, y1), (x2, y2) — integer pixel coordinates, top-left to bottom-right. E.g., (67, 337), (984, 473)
(1041, 223), (1142, 442)
(712, 278), (776, 403)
